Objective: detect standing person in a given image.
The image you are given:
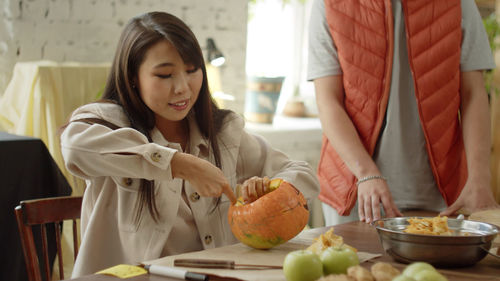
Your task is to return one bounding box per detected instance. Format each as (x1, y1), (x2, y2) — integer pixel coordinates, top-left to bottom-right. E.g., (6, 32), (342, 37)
(308, 0), (499, 226)
(61, 11), (319, 277)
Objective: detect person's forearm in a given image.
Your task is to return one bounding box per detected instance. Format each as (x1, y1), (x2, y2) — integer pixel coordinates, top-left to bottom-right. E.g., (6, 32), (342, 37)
(314, 76), (380, 179)
(439, 71), (499, 215)
(460, 71), (491, 182)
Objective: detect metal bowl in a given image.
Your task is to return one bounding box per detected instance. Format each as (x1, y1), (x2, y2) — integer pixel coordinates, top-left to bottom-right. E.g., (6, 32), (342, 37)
(373, 217), (499, 267)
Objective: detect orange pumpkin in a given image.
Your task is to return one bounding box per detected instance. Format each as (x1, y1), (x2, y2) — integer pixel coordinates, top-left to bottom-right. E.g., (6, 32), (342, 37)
(227, 179), (309, 249)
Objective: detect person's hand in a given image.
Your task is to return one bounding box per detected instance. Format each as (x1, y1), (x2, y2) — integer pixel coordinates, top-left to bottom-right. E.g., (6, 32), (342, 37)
(440, 178), (499, 216)
(171, 152), (236, 204)
(186, 157), (236, 203)
(240, 176), (271, 204)
(357, 179), (402, 223)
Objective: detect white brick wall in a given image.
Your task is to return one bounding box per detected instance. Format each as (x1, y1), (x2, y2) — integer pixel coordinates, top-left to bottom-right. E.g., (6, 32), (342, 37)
(0, 0), (248, 113)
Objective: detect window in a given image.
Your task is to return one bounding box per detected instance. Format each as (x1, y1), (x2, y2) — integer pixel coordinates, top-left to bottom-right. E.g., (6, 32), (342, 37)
(246, 0), (316, 116)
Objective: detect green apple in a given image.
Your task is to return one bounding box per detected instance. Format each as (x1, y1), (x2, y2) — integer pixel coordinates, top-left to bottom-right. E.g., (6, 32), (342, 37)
(402, 262), (436, 277)
(283, 250), (323, 281)
(392, 275), (416, 281)
(319, 246), (359, 275)
(413, 270), (448, 281)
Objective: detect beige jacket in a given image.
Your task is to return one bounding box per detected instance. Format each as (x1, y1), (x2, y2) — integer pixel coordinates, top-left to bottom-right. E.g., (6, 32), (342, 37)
(61, 103), (320, 277)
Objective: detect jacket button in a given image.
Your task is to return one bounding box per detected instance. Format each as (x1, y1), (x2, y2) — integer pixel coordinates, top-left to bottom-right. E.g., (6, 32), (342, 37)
(189, 192), (200, 202)
(122, 178), (133, 186)
(204, 235), (212, 245)
(151, 152), (162, 162)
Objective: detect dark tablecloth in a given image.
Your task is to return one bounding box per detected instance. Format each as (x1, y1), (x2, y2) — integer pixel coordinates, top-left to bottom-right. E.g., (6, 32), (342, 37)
(0, 132), (72, 281)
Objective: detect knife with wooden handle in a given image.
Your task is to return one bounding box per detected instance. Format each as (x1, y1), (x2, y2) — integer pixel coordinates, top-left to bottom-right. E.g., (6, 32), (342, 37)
(174, 259), (282, 270)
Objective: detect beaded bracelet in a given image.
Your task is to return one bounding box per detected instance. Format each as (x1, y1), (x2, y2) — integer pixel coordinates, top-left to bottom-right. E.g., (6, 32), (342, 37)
(356, 175), (387, 186)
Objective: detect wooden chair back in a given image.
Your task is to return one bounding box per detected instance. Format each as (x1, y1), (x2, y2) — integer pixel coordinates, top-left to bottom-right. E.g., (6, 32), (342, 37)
(14, 196), (83, 281)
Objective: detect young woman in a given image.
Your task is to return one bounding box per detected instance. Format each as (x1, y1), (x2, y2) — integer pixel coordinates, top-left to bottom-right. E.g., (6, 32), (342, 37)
(60, 11), (319, 277)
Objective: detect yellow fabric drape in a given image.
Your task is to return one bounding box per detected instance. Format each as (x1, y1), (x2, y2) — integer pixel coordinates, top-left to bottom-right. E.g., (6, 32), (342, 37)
(0, 61), (110, 195)
(0, 61), (110, 278)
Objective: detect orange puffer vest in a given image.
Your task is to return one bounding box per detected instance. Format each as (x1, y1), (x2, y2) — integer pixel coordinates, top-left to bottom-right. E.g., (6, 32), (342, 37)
(318, 0), (467, 215)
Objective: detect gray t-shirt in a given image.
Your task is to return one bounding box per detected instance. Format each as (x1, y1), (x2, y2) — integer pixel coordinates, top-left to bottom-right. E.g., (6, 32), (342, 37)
(308, 0), (495, 212)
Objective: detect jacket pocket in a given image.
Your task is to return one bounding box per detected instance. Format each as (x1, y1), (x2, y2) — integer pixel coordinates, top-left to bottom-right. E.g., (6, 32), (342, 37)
(114, 177), (141, 232)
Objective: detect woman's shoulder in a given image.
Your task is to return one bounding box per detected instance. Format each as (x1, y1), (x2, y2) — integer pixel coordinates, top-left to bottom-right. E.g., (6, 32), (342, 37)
(70, 102), (130, 127)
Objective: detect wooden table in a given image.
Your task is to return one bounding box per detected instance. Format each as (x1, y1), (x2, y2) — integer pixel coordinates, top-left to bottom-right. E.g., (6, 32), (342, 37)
(64, 220), (500, 281)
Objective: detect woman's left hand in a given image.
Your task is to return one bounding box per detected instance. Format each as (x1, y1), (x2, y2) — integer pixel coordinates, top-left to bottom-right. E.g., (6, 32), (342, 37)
(240, 176), (271, 204)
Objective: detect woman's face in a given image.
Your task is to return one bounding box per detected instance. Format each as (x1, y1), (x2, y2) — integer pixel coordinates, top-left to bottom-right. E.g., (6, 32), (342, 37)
(137, 39), (202, 124)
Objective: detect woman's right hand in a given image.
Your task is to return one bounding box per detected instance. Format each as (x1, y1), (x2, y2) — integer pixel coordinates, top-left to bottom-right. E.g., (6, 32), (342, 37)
(171, 152), (236, 204)
(357, 179), (402, 223)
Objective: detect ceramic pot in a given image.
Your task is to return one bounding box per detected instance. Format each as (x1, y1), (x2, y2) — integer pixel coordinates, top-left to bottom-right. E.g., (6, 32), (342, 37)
(244, 76), (284, 123)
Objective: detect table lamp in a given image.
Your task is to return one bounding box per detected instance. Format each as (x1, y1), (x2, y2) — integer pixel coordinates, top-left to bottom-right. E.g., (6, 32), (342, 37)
(206, 38), (225, 67)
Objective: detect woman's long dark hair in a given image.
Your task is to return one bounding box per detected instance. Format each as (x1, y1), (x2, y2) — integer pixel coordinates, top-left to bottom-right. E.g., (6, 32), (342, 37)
(97, 12), (229, 223)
